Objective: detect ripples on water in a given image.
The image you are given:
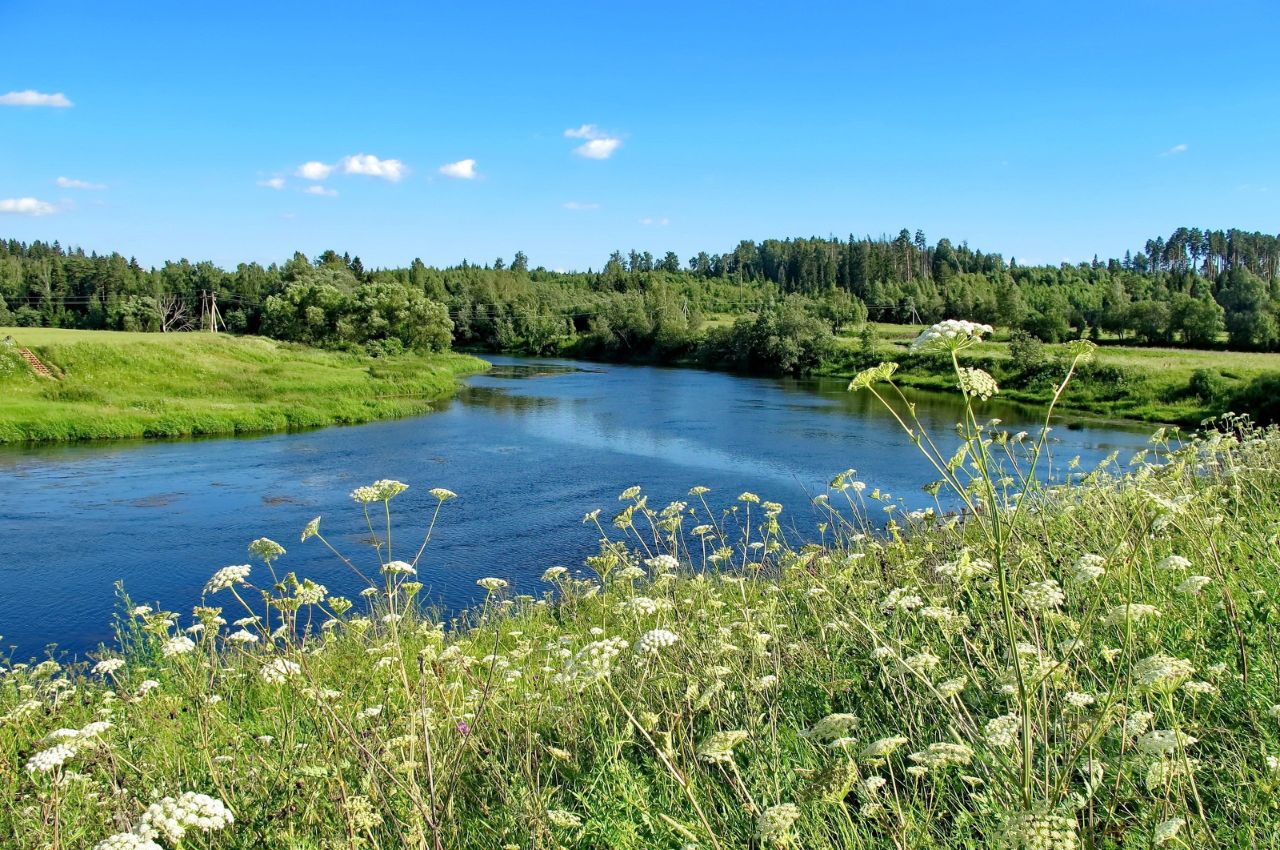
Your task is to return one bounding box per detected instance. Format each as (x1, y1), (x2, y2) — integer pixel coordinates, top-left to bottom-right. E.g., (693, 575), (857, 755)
(0, 356), (1155, 656)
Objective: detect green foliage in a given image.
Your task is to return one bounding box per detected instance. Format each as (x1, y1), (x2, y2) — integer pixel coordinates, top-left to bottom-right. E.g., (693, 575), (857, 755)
(700, 296), (836, 376)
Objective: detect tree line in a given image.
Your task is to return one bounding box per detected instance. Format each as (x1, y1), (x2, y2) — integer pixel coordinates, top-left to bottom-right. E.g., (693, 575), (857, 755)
(2, 226), (1278, 372)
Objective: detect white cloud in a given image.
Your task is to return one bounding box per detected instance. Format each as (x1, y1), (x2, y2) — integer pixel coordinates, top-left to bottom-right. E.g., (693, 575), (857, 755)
(564, 124), (603, 139)
(296, 161), (333, 180)
(0, 197), (58, 215)
(341, 153), (406, 182)
(304, 185), (338, 196)
(574, 138), (621, 160)
(1160, 143), (1188, 156)
(640, 217), (670, 227)
(259, 177), (286, 190)
(563, 201), (600, 211)
(0, 90), (72, 107)
(565, 124), (622, 159)
(55, 176), (106, 190)
(438, 158), (477, 179)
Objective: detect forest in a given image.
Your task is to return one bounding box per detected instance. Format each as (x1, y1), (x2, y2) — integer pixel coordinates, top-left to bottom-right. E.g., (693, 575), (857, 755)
(2, 227), (1278, 372)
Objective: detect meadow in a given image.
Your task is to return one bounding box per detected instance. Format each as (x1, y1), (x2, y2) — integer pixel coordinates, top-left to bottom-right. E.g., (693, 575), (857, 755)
(4, 324), (1278, 849)
(0, 328), (488, 443)
(821, 322), (1279, 425)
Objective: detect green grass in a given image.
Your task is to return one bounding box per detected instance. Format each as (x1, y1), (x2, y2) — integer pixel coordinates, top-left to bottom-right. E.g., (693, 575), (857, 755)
(0, 328), (489, 443)
(3, 349), (1280, 847)
(825, 322), (1280, 425)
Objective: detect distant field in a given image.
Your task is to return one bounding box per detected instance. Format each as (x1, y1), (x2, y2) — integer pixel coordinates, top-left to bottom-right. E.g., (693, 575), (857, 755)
(829, 322), (1279, 424)
(0, 328), (488, 443)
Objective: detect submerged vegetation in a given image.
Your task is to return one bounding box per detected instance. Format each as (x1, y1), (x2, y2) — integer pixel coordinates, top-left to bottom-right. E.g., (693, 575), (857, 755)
(4, 322), (1279, 848)
(0, 328), (486, 443)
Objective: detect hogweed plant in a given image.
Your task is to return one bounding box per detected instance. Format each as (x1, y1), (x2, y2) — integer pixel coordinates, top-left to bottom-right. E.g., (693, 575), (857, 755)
(3, 322), (1280, 848)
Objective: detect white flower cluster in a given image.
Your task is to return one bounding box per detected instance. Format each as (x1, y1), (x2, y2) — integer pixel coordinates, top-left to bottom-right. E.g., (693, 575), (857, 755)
(259, 658), (302, 684)
(350, 479), (409, 504)
(136, 792), (234, 842)
(383, 560), (416, 575)
(697, 729), (749, 763)
(801, 712), (859, 742)
(1133, 653), (1196, 694)
(999, 810), (1079, 850)
(1069, 554), (1106, 584)
(958, 367), (1000, 400)
(984, 713), (1021, 749)
(635, 628), (680, 655)
(93, 658), (126, 676)
(757, 803), (801, 846)
(1019, 579), (1065, 611)
(909, 319), (994, 353)
(92, 834), (164, 850)
(204, 564), (251, 594)
(161, 636), (196, 658)
(557, 637), (628, 688)
(25, 742), (76, 773)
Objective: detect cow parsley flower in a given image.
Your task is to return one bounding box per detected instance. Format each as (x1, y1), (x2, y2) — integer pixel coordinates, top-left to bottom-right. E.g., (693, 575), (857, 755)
(227, 629), (258, 644)
(1176, 575), (1212, 595)
(697, 730), (750, 763)
(204, 565), (251, 594)
(136, 791), (233, 842)
(1070, 554), (1106, 584)
(958, 367), (999, 400)
(861, 735), (909, 761)
(26, 743), (76, 773)
(1156, 555), (1191, 571)
(645, 554), (679, 572)
(1133, 654), (1195, 694)
(161, 636), (196, 658)
(909, 319), (994, 353)
(259, 658), (301, 684)
(636, 628), (680, 655)
(477, 577), (508, 592)
(93, 658), (126, 676)
(1020, 579), (1065, 611)
(984, 713), (1021, 749)
(1137, 729), (1197, 757)
(1103, 604), (1160, 627)
(1153, 818), (1185, 845)
(92, 834), (164, 850)
(757, 803), (801, 846)
(802, 713), (859, 742)
(247, 538), (285, 561)
(999, 810), (1079, 850)
(429, 488), (457, 501)
(350, 479), (408, 504)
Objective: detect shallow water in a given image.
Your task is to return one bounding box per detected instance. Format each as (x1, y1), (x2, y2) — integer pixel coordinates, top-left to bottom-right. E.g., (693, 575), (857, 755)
(0, 356), (1154, 657)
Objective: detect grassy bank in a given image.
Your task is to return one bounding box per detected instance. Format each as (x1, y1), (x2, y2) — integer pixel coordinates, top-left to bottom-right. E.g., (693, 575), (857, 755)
(0, 328), (488, 443)
(819, 322), (1279, 425)
(3, 336), (1279, 848)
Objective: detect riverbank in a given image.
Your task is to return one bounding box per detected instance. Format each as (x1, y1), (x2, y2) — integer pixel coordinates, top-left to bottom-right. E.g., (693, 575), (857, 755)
(0, 328), (489, 443)
(3, 412), (1275, 847)
(819, 322), (1279, 426)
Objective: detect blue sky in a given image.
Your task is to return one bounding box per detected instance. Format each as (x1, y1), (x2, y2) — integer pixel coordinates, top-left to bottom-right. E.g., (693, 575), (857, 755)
(1, 0), (1277, 271)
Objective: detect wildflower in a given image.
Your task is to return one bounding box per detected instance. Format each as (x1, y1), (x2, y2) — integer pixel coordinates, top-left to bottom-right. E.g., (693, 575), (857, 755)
(908, 319), (994, 353)
(295, 579), (327, 605)
(137, 680), (160, 696)
(757, 803), (801, 846)
(1123, 709), (1155, 736)
(1103, 604), (1160, 627)
(848, 361), (899, 391)
(92, 835), (164, 850)
(754, 674), (779, 691)
(259, 658), (301, 684)
(1133, 654), (1196, 694)
(936, 552), (991, 582)
(802, 713), (859, 742)
(861, 736), (909, 761)
(903, 651), (941, 675)
(1176, 575), (1212, 595)
(1145, 757), (1199, 790)
(429, 487), (457, 501)
(204, 565), (251, 594)
(738, 491), (760, 504)
(351, 479), (408, 503)
(881, 587), (923, 613)
(162, 636), (196, 658)
(1156, 555), (1191, 571)
(636, 628), (680, 655)
(1020, 579), (1065, 611)
(558, 637), (628, 688)
(909, 742), (974, 770)
(383, 560), (416, 575)
(1070, 554), (1105, 584)
(477, 577), (508, 592)
(1063, 691), (1095, 709)
(999, 810), (1079, 850)
(136, 791), (233, 842)
(541, 566), (568, 582)
(984, 713), (1021, 749)
(227, 629), (259, 644)
(936, 676), (967, 698)
(546, 809), (583, 829)
(646, 554), (679, 572)
(26, 743), (76, 773)
(247, 537), (285, 561)
(93, 658), (125, 676)
(617, 566), (647, 581)
(1137, 730), (1197, 757)
(697, 730), (750, 763)
(863, 775), (887, 795)
(1153, 819), (1185, 845)
(958, 367), (1000, 400)
(132, 605), (153, 617)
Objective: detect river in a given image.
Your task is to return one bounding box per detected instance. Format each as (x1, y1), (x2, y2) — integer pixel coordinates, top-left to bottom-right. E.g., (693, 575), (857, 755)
(0, 356), (1155, 657)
